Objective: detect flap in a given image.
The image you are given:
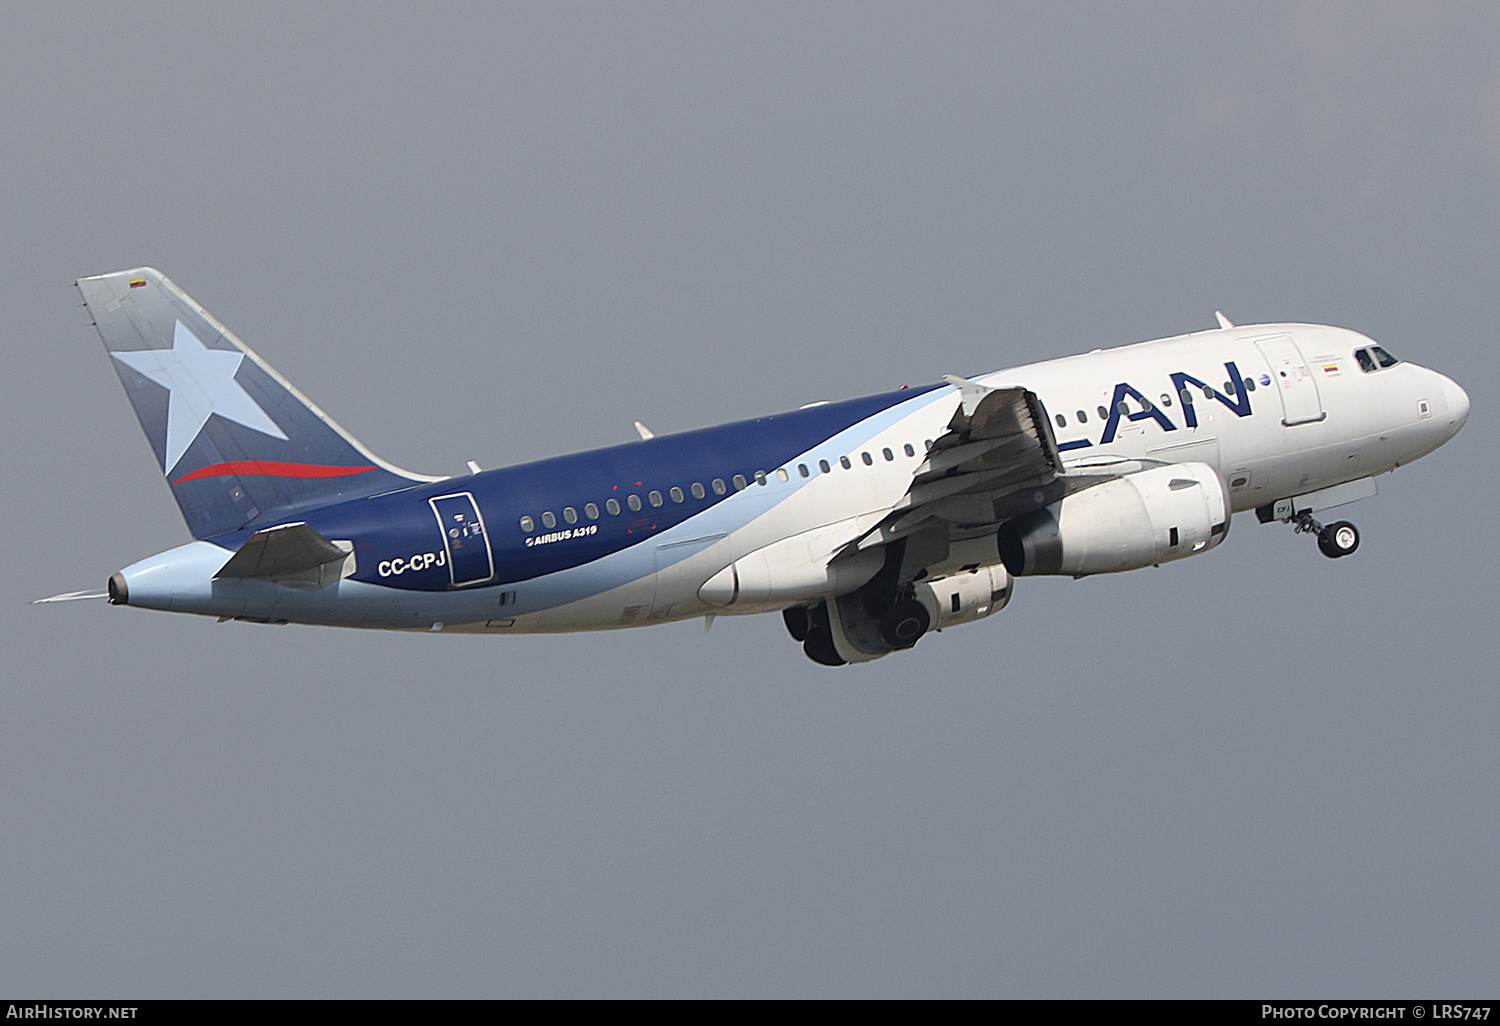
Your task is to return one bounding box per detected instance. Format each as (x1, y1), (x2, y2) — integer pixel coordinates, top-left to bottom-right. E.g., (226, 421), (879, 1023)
(859, 379), (1066, 547)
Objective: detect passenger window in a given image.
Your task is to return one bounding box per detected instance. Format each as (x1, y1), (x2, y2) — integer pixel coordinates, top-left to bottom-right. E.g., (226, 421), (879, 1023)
(1243, 377), (1256, 392)
(819, 459), (831, 474)
(606, 498), (621, 515)
(1076, 410), (1088, 423)
(1116, 400), (1129, 415)
(1202, 385), (1215, 399)
(733, 474), (747, 490)
(670, 486), (684, 503)
(861, 452), (873, 466)
(542, 511), (557, 529)
(1180, 388), (1194, 406)
(563, 507), (577, 524)
(1224, 380), (1236, 395)
(520, 515), (535, 532)
(627, 495), (642, 512)
(1055, 413), (1066, 428)
(585, 503), (599, 520)
(1159, 393), (1172, 408)
(1097, 406), (1108, 419)
(883, 448), (893, 461)
(754, 471), (767, 486)
(839, 456), (852, 470)
(903, 443), (915, 457)
(1373, 345), (1399, 368)
(648, 490), (663, 507)
(798, 464), (809, 478)
(776, 468), (789, 482)
(691, 482), (706, 499)
(712, 478), (727, 495)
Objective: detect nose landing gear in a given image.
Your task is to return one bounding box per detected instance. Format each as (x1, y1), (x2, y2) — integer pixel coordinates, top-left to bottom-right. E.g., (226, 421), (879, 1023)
(1257, 499), (1362, 560)
(1292, 512), (1360, 559)
(1317, 520), (1360, 558)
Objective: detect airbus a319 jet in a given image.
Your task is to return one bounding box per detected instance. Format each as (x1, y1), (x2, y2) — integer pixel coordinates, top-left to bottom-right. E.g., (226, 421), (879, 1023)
(51, 268), (1468, 665)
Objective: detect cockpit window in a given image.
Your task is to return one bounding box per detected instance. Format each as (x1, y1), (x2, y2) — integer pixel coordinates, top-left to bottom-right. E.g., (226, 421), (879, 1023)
(1373, 345), (1399, 368)
(1355, 348), (1377, 373)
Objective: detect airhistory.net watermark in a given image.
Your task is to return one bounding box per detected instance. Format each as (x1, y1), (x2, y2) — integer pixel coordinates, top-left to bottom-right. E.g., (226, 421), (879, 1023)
(6, 1007), (137, 1020)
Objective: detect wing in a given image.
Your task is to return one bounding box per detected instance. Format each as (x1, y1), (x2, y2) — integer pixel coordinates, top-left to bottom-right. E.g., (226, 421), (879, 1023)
(858, 376), (1066, 551)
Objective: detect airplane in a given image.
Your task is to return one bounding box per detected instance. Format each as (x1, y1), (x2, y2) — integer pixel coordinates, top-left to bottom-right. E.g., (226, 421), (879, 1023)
(49, 267), (1469, 666)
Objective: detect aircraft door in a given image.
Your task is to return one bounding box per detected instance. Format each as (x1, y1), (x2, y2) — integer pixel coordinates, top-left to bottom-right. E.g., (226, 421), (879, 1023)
(429, 492), (496, 587)
(1255, 336), (1326, 426)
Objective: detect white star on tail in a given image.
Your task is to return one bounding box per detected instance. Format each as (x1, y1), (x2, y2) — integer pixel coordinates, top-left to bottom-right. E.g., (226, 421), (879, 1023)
(112, 320), (288, 474)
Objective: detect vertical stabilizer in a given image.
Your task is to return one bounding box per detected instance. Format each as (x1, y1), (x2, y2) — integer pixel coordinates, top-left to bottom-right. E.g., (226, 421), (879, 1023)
(77, 267), (443, 539)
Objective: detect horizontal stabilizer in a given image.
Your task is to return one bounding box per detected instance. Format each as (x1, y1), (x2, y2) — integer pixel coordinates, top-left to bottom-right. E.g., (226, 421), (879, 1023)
(214, 522), (353, 591)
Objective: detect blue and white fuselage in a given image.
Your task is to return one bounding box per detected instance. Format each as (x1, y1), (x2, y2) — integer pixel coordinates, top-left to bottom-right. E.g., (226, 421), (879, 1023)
(78, 270), (1468, 665)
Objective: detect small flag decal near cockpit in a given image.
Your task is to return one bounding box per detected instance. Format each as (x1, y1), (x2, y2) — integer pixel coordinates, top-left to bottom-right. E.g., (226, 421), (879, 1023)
(129, 277), (147, 288)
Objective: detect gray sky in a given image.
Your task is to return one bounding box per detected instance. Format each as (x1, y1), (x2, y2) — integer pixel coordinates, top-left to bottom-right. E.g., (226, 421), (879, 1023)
(2, 2), (1496, 997)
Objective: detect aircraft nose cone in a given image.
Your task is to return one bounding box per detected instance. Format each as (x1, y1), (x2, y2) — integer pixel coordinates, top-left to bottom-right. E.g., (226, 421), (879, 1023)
(1440, 374), (1470, 436)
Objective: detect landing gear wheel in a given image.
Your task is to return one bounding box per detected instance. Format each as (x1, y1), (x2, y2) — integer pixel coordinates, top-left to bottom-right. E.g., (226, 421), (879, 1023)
(801, 602), (846, 666)
(878, 599), (930, 649)
(782, 606), (810, 642)
(1317, 520), (1360, 559)
(803, 627), (846, 666)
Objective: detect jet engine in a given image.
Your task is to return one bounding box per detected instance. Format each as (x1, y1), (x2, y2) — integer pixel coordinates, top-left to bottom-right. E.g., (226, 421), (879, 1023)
(912, 563), (1013, 634)
(790, 562), (1013, 666)
(997, 462), (1230, 577)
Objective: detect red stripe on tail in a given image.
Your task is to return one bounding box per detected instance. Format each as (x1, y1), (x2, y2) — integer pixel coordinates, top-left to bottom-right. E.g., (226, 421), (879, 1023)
(173, 460), (376, 484)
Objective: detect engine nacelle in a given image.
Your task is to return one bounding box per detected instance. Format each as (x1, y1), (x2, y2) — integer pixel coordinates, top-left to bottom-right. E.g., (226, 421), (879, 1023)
(912, 563), (1012, 630)
(997, 462), (1230, 577)
(807, 561), (1014, 665)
